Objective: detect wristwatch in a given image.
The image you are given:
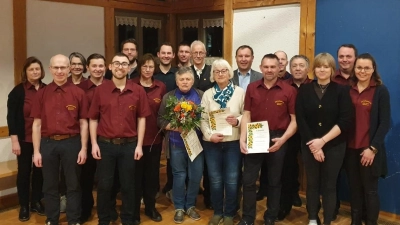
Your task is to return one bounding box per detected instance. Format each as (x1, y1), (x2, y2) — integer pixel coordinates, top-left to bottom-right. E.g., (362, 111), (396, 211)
(368, 146), (378, 154)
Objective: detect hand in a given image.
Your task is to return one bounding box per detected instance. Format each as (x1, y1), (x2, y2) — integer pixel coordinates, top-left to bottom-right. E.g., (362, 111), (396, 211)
(77, 149), (87, 165)
(360, 148), (375, 166)
(33, 152), (42, 167)
(225, 115), (238, 126)
(134, 146), (143, 160)
(307, 138), (325, 153)
(210, 133), (224, 143)
(240, 139), (248, 154)
(92, 143), (101, 160)
(11, 140), (21, 156)
(268, 137), (285, 152)
(313, 149), (325, 162)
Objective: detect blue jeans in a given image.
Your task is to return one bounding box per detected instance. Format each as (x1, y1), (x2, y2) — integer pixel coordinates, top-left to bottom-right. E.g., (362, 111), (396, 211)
(170, 145), (204, 210)
(203, 140), (241, 217)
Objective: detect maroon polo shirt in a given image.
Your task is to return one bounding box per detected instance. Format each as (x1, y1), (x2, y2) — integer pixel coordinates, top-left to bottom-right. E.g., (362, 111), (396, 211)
(88, 79), (151, 138)
(77, 78), (110, 106)
(332, 70), (350, 86)
(132, 77), (167, 145)
(285, 77), (312, 90)
(30, 81), (88, 137)
(67, 75), (87, 84)
(348, 80), (376, 149)
(244, 79), (297, 131)
(23, 82), (45, 142)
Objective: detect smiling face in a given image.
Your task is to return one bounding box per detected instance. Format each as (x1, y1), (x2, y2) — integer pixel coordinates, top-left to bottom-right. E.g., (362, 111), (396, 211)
(191, 44), (206, 67)
(212, 66), (230, 86)
(314, 62), (333, 82)
(338, 46), (356, 72)
(260, 57), (279, 82)
(176, 72), (194, 93)
(122, 42), (138, 64)
(109, 55), (130, 80)
(70, 56), (84, 76)
(50, 55), (70, 85)
(87, 58), (105, 79)
(275, 51), (288, 73)
(290, 58), (309, 81)
(26, 63), (42, 83)
(178, 45), (191, 65)
(157, 45), (175, 66)
(236, 47), (254, 73)
(354, 58), (374, 83)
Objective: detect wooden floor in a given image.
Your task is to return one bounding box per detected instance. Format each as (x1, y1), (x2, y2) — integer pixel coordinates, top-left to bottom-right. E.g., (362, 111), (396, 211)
(1, 161), (398, 225)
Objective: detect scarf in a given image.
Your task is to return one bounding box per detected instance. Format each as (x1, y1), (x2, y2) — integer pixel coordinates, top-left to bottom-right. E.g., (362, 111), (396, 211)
(213, 81), (235, 108)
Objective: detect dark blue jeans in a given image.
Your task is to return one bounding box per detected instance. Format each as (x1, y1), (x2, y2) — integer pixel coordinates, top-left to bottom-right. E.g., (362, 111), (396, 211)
(203, 140), (241, 217)
(96, 140), (136, 225)
(170, 145), (204, 210)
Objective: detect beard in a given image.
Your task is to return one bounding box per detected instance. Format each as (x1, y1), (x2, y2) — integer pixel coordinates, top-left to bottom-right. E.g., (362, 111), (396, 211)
(129, 58), (136, 65)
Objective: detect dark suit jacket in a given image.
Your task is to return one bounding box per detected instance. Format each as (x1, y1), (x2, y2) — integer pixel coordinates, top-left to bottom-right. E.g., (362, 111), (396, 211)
(191, 64), (214, 92)
(231, 69), (263, 87)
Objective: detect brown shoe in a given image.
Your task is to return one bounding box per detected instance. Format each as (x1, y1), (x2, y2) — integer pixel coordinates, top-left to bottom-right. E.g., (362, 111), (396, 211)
(186, 206), (201, 221)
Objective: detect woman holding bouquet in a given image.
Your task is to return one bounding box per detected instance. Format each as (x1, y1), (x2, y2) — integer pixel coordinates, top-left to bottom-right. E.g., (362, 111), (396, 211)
(132, 54), (166, 224)
(158, 66), (204, 224)
(200, 59), (245, 225)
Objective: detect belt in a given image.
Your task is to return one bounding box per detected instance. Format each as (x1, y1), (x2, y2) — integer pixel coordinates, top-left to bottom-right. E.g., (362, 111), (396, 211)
(98, 136), (137, 145)
(47, 134), (78, 141)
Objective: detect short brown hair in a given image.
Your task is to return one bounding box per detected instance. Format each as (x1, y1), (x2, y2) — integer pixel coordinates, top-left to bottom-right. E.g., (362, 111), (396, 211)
(312, 53), (336, 78)
(21, 56), (45, 82)
(138, 53), (157, 77)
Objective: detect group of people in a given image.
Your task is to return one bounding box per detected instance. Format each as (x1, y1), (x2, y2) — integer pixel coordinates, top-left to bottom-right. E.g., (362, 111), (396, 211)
(7, 38), (390, 225)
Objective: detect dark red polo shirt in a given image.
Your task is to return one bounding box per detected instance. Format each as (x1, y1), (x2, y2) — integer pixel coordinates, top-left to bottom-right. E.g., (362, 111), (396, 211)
(77, 78), (110, 106)
(88, 80), (151, 138)
(30, 82), (88, 137)
(332, 70), (350, 86)
(23, 82), (45, 142)
(348, 80), (376, 149)
(285, 77), (312, 90)
(131, 77), (167, 145)
(244, 79), (296, 131)
(67, 75), (87, 84)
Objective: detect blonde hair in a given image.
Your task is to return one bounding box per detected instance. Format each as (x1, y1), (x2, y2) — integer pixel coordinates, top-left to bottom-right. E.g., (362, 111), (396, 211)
(313, 53), (336, 78)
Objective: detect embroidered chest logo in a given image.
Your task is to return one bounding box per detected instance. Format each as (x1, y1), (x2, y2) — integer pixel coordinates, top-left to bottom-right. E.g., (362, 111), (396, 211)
(275, 100), (284, 106)
(129, 105), (137, 111)
(154, 98), (161, 103)
(66, 105), (77, 110)
(361, 100), (372, 106)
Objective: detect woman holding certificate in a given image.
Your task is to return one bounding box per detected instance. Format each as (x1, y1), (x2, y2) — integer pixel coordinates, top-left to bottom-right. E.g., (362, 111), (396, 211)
(345, 53), (390, 225)
(200, 59), (245, 225)
(295, 53), (354, 225)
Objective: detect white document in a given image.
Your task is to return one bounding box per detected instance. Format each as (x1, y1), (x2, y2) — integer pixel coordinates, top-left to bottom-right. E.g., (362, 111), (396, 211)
(181, 129), (203, 162)
(246, 121), (270, 153)
(208, 107), (232, 136)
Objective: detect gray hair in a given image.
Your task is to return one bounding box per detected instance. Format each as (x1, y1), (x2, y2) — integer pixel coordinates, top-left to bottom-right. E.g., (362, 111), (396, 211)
(190, 40), (206, 53)
(175, 66), (194, 80)
(289, 54), (310, 68)
(210, 59), (234, 83)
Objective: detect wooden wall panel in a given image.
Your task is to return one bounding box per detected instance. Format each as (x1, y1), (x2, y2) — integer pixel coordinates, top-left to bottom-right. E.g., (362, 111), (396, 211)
(223, 0), (233, 64)
(13, 0), (27, 86)
(233, 0), (300, 9)
(104, 7), (115, 64)
(0, 127), (9, 138)
(171, 0), (224, 13)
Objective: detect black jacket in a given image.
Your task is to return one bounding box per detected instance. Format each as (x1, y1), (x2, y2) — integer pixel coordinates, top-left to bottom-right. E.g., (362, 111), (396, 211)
(191, 64), (214, 92)
(7, 83), (28, 140)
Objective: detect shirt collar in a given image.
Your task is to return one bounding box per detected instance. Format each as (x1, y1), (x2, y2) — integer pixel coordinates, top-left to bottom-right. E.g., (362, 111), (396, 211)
(238, 69), (251, 77)
(256, 78), (284, 89)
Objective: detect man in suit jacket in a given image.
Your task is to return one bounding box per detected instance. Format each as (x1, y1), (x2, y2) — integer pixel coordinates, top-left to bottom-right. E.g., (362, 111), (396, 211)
(232, 45), (263, 91)
(190, 40), (213, 92)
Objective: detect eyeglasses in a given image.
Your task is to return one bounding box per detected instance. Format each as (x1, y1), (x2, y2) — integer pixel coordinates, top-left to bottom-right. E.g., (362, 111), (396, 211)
(192, 51), (205, 56)
(123, 48), (136, 52)
(355, 67), (373, 72)
(51, 66), (68, 71)
(213, 69), (228, 75)
(112, 61), (130, 68)
(142, 65), (155, 70)
(71, 63), (83, 67)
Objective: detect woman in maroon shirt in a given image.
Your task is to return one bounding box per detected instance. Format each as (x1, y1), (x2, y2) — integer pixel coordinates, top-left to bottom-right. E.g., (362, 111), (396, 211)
(346, 53), (391, 225)
(132, 53), (167, 224)
(7, 57), (46, 221)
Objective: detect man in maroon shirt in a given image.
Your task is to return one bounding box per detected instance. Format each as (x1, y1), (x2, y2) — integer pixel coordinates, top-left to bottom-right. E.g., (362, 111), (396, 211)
(238, 54), (297, 225)
(332, 44), (358, 85)
(88, 52), (151, 225)
(32, 54), (89, 225)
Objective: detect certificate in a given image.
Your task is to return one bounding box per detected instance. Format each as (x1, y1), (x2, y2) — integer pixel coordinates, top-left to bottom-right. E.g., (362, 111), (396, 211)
(246, 121), (270, 153)
(181, 129), (203, 162)
(208, 108), (232, 136)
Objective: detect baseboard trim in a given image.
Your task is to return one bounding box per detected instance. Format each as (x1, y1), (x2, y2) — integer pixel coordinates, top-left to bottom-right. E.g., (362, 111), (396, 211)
(0, 193), (18, 211)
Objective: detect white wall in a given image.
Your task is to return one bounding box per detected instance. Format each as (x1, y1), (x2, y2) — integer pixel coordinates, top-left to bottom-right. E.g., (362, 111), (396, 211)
(232, 4), (301, 71)
(27, 0), (105, 84)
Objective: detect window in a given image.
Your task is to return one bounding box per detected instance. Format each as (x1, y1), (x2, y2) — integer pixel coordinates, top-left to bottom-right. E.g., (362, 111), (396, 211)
(182, 28), (198, 45)
(118, 25), (136, 51)
(142, 27), (159, 55)
(205, 27), (223, 57)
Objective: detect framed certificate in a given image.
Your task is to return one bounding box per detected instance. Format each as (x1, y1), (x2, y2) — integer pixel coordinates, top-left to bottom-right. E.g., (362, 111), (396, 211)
(181, 129), (203, 161)
(209, 107), (233, 136)
(247, 121), (270, 153)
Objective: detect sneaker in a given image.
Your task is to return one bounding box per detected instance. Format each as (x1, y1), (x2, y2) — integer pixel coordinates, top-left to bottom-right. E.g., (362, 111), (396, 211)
(208, 215), (223, 225)
(174, 209), (185, 224)
(186, 206), (201, 221)
(223, 216), (234, 225)
(308, 220), (318, 225)
(60, 195), (67, 213)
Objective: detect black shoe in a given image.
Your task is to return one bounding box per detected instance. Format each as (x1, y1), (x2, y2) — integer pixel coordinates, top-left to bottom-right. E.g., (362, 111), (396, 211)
(145, 208), (162, 222)
(332, 208), (339, 221)
(79, 213), (91, 224)
(19, 206), (30, 222)
(162, 185), (171, 194)
(292, 194), (302, 207)
(133, 219), (141, 225)
(238, 219), (254, 225)
(110, 208), (118, 222)
(31, 201), (45, 216)
(276, 209), (289, 221)
(264, 218), (275, 225)
(256, 191), (266, 201)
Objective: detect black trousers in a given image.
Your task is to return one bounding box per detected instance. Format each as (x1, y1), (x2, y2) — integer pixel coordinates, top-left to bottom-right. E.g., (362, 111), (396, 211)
(164, 159), (173, 192)
(302, 142), (346, 225)
(242, 138), (288, 222)
(134, 144), (162, 221)
(279, 133), (301, 210)
(80, 141), (96, 218)
(96, 140), (136, 225)
(17, 141), (43, 207)
(345, 148), (380, 224)
(41, 136), (82, 224)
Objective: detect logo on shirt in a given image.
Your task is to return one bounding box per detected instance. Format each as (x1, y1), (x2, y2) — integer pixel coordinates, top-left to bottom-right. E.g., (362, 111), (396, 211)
(275, 100), (284, 106)
(66, 105), (77, 110)
(154, 98), (161, 103)
(129, 105), (137, 111)
(361, 100), (372, 106)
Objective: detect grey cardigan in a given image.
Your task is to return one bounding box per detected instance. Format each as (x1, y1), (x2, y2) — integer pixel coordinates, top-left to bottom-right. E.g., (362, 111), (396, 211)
(157, 88), (204, 158)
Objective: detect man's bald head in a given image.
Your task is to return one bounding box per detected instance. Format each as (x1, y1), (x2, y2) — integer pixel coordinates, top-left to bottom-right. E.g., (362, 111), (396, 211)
(49, 54), (70, 85)
(50, 54), (70, 67)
